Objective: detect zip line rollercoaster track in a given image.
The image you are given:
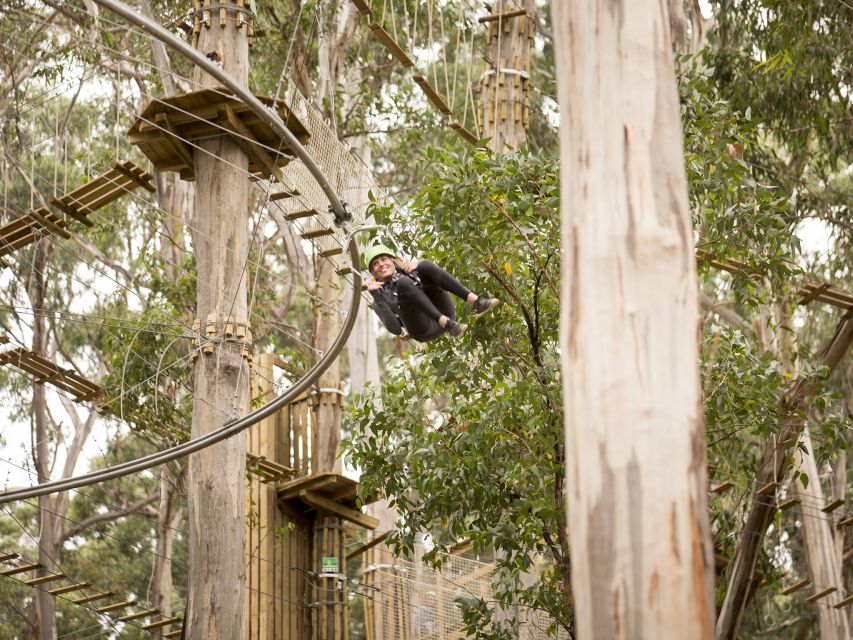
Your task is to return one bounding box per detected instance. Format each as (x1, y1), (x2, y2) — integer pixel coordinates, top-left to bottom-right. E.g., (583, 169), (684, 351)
(0, 0), (364, 505)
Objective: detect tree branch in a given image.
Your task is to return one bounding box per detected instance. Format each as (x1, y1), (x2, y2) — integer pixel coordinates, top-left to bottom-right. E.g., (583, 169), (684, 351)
(61, 493), (159, 542)
(699, 292), (750, 331)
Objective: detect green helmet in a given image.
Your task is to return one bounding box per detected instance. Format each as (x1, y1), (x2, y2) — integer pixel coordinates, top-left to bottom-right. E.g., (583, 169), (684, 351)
(364, 243), (397, 271)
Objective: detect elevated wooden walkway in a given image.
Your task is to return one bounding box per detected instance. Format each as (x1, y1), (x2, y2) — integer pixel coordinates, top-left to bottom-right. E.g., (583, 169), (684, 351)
(0, 346), (104, 403)
(0, 551), (182, 636)
(0, 161), (154, 265)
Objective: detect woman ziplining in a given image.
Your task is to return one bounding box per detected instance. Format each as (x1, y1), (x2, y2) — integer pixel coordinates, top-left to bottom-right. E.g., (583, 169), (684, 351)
(364, 243), (499, 342)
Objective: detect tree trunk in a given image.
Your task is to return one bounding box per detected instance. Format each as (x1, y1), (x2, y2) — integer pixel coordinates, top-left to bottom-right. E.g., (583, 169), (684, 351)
(716, 317), (853, 640)
(151, 463), (182, 640)
(553, 0), (715, 637)
(792, 427), (850, 638)
(30, 238), (57, 640)
(184, 11), (250, 640)
(479, 0), (535, 151)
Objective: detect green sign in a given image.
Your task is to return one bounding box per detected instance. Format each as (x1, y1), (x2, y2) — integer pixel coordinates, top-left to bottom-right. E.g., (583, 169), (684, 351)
(321, 556), (339, 574)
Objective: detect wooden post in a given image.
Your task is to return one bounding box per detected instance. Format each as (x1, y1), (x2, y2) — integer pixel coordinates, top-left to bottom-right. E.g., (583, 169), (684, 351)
(185, 2), (251, 638)
(478, 0), (534, 151)
(245, 353), (279, 640)
(310, 386), (348, 640)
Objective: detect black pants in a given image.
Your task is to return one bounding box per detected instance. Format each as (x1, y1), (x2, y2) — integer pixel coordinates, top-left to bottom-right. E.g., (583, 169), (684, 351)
(396, 261), (471, 341)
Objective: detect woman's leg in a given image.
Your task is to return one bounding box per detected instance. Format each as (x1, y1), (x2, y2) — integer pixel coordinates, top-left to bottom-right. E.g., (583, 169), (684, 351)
(415, 260), (472, 301)
(394, 276), (446, 340)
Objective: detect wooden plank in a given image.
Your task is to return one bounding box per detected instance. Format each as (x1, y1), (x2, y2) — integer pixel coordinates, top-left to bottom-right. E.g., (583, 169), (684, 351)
(778, 498), (800, 510)
(756, 482), (778, 496)
(449, 122), (479, 145)
(23, 573), (66, 586)
(156, 112), (195, 173)
(95, 600), (136, 613)
(117, 161), (157, 192)
(346, 531), (390, 561)
(805, 586), (837, 602)
(17, 351), (102, 396)
(60, 167), (125, 202)
(319, 246), (343, 258)
(0, 215), (37, 241)
(278, 473), (341, 500)
(11, 350), (58, 381)
(838, 515), (853, 527)
(798, 283), (831, 305)
(141, 617), (179, 630)
(0, 552), (19, 562)
(368, 22), (415, 67)
(115, 608), (161, 622)
(66, 177), (137, 215)
(220, 104), (284, 182)
(412, 75), (452, 115)
(10, 351), (102, 400)
(162, 630), (184, 638)
(269, 189), (299, 201)
(71, 591), (114, 604)
(350, 0), (371, 15)
(284, 208), (318, 221)
(25, 208), (71, 239)
(112, 163), (154, 193)
(710, 481), (734, 494)
(302, 400), (312, 474)
(301, 227), (334, 240)
(833, 593), (853, 608)
(299, 490), (379, 530)
(48, 582), (89, 595)
(49, 196), (93, 226)
(0, 563), (42, 576)
(821, 499), (844, 513)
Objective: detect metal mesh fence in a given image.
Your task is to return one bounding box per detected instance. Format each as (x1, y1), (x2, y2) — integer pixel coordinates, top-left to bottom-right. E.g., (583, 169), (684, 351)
(363, 543), (570, 639)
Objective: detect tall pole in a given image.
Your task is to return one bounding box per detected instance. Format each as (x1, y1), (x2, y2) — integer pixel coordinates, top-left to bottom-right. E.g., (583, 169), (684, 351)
(478, 0), (535, 151)
(185, 2), (251, 638)
(554, 0), (715, 637)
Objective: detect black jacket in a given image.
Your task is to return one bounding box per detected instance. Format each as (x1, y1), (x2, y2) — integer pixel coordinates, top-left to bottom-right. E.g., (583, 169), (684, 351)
(369, 271), (407, 336)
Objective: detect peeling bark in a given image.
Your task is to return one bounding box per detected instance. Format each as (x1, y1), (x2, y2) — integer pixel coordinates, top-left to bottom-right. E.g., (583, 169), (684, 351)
(554, 0), (715, 636)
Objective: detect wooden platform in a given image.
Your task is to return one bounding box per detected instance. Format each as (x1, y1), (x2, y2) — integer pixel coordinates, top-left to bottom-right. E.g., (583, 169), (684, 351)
(128, 87), (310, 182)
(277, 472), (379, 529)
(0, 347), (104, 403)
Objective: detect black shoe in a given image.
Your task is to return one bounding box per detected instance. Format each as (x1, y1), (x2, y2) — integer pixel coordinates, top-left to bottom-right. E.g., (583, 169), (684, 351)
(472, 296), (499, 317)
(445, 320), (468, 338)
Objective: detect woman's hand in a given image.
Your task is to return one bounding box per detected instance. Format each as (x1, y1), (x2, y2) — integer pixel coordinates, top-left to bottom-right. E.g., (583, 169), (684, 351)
(402, 259), (419, 273)
(366, 278), (384, 292)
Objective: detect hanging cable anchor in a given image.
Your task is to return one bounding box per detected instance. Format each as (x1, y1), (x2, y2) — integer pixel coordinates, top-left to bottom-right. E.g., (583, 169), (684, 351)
(329, 201), (352, 228)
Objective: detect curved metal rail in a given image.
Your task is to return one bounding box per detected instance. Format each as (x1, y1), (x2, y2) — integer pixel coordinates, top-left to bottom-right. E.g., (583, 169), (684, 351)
(0, 0), (362, 505)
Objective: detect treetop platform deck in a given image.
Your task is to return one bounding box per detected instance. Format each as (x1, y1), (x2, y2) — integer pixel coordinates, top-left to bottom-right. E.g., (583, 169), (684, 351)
(277, 472), (380, 530)
(128, 87), (311, 182)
